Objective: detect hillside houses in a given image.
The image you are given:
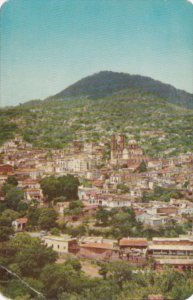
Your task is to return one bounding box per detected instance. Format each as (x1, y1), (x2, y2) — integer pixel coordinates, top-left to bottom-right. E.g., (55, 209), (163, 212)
(1, 134), (193, 212)
(39, 233), (193, 270)
(42, 234), (79, 254)
(54, 155), (96, 174)
(0, 134), (193, 273)
(79, 234), (193, 270)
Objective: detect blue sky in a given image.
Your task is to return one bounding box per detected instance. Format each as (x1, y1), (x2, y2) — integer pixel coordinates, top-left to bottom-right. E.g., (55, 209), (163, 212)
(0, 0), (193, 106)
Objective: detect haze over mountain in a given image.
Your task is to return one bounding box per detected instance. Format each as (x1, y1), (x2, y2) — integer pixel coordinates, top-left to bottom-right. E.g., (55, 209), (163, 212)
(48, 71), (193, 109)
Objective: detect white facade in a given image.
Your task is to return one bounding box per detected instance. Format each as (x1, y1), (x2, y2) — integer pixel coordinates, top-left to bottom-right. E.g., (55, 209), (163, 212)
(42, 235), (76, 254)
(55, 157), (95, 174)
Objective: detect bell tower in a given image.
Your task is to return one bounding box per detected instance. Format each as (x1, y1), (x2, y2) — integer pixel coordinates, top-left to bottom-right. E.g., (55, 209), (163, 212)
(111, 134), (117, 160)
(119, 134), (125, 151)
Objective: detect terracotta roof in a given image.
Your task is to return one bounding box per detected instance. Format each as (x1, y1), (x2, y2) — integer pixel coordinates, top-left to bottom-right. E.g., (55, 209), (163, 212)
(22, 179), (39, 183)
(80, 242), (114, 250)
(26, 189), (41, 192)
(92, 180), (104, 186)
(128, 163), (140, 169)
(16, 168), (39, 172)
(135, 210), (145, 216)
(15, 218), (28, 224)
(119, 238), (148, 247)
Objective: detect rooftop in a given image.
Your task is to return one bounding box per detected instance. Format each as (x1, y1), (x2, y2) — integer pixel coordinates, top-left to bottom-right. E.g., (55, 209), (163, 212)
(15, 217), (28, 224)
(42, 234), (76, 242)
(149, 244), (193, 251)
(119, 238), (148, 247)
(80, 242), (114, 250)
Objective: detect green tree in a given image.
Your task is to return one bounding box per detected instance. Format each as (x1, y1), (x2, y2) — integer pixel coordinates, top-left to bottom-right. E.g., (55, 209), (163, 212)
(117, 184), (130, 194)
(6, 175), (18, 186)
(138, 161), (147, 173)
(5, 187), (24, 210)
(58, 175), (80, 200)
(27, 207), (41, 228)
(67, 225), (87, 237)
(17, 201), (28, 212)
(108, 261), (132, 289)
(40, 175), (79, 202)
(1, 209), (19, 222)
(98, 263), (108, 279)
(0, 216), (14, 242)
(111, 208), (136, 238)
(68, 200), (84, 216)
(95, 208), (110, 225)
(38, 208), (58, 230)
(40, 263), (83, 299)
(9, 233), (58, 277)
(65, 257), (82, 273)
(50, 227), (60, 236)
(40, 176), (62, 201)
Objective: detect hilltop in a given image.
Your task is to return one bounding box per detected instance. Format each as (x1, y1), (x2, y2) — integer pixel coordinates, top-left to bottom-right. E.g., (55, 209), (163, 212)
(0, 71), (193, 157)
(49, 71), (193, 109)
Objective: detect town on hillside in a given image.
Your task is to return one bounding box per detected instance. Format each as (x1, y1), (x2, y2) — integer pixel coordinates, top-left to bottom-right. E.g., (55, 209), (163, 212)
(0, 134), (193, 275)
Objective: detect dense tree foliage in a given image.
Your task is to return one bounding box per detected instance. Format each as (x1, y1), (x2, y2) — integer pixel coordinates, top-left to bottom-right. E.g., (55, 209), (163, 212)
(0, 116), (18, 146)
(27, 207), (58, 231)
(52, 71), (193, 108)
(0, 216), (13, 242)
(40, 175), (79, 201)
(0, 231), (193, 300)
(38, 208), (58, 230)
(0, 85), (193, 156)
(117, 184), (130, 194)
(142, 186), (182, 203)
(138, 160), (147, 173)
(1, 183), (25, 212)
(95, 207), (110, 225)
(67, 200), (84, 216)
(90, 207), (189, 240)
(9, 234), (57, 277)
(6, 176), (18, 186)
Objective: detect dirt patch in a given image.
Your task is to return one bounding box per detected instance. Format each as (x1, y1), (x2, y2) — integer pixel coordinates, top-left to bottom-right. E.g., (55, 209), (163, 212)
(81, 260), (101, 278)
(56, 255), (101, 278)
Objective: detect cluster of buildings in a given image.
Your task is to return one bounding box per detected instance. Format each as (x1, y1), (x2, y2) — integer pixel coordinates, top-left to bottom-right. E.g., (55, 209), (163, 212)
(0, 135), (193, 221)
(41, 233), (193, 271)
(0, 134), (193, 271)
(0, 135), (192, 220)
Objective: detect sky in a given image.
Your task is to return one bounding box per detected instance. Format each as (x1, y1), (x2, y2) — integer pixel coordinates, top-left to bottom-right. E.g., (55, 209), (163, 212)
(0, 0), (193, 107)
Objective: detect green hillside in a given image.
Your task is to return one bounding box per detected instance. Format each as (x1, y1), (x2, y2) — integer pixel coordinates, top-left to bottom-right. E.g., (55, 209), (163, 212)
(49, 71), (193, 109)
(1, 89), (193, 157)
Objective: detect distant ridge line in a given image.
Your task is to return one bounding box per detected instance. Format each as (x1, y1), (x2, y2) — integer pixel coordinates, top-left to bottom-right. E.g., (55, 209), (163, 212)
(46, 71), (193, 109)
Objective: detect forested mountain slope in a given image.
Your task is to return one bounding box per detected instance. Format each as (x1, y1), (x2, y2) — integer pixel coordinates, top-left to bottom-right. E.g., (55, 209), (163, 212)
(49, 71), (193, 109)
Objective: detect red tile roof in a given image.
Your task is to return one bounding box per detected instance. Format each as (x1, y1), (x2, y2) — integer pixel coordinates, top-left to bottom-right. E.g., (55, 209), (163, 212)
(80, 242), (114, 250)
(119, 238), (148, 247)
(15, 218), (28, 224)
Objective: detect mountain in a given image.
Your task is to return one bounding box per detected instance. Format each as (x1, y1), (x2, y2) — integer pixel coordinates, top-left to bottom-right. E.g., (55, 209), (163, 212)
(49, 71), (193, 109)
(1, 71), (193, 156)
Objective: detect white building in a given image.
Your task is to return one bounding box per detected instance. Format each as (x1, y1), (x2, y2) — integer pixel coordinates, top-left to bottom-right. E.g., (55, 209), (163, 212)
(42, 235), (78, 254)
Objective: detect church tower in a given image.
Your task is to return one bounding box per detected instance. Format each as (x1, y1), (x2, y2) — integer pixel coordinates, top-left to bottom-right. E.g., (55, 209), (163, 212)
(119, 134), (125, 152)
(111, 134), (117, 160)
